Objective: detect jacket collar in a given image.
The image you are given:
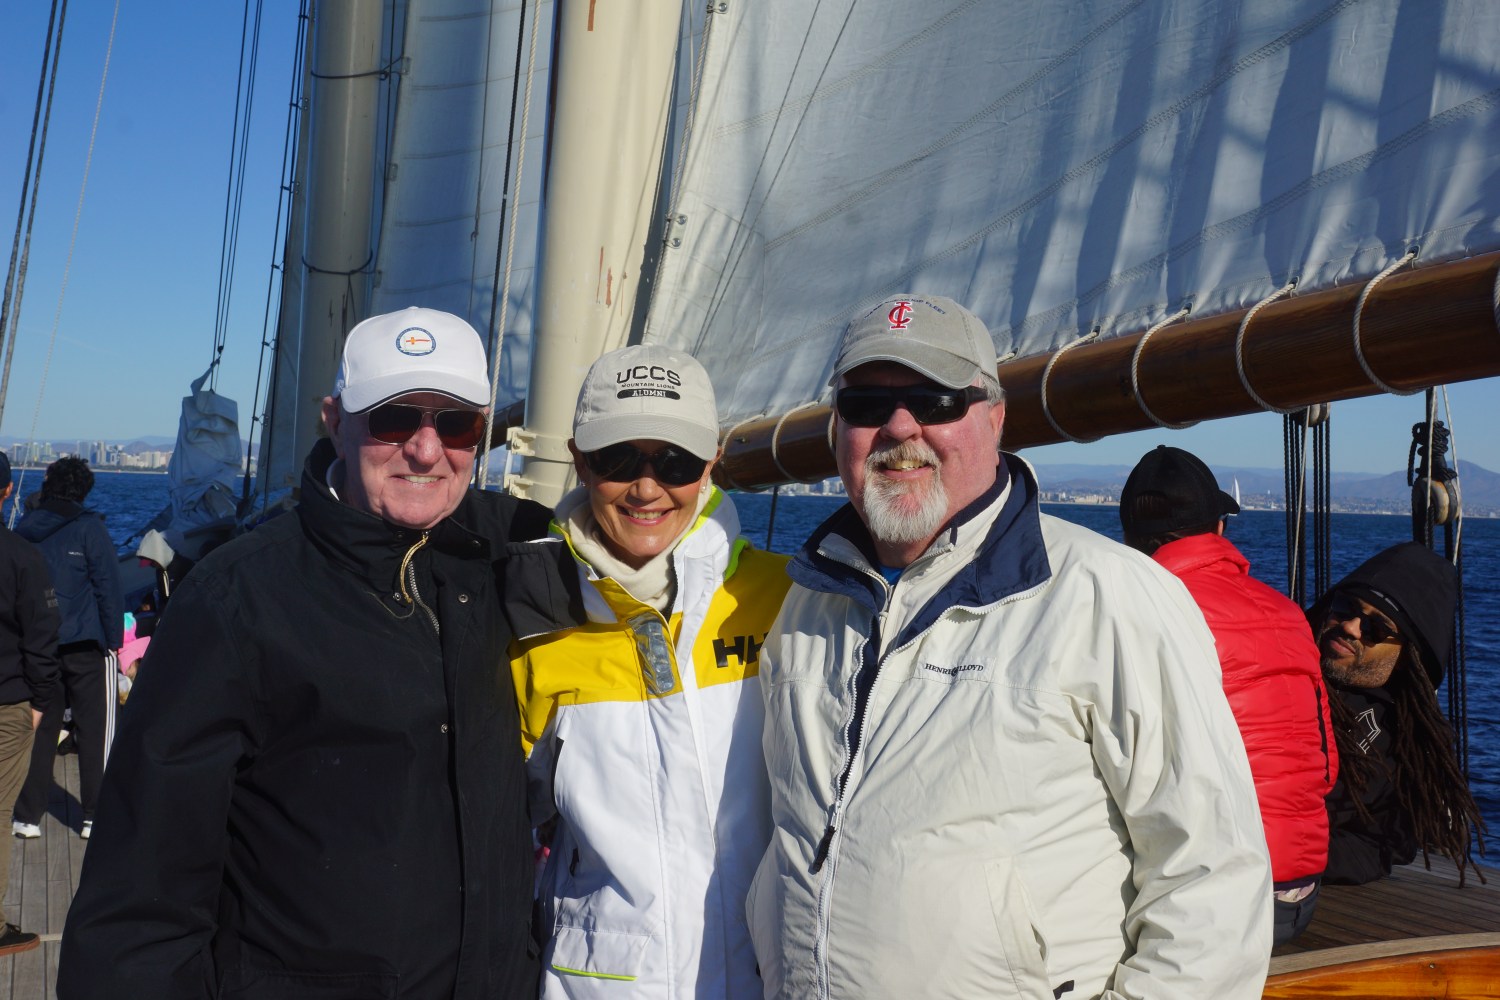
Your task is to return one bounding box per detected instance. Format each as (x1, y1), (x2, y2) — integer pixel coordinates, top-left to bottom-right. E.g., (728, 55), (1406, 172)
(790, 453), (1053, 635)
(297, 438), (489, 592)
(1151, 531), (1248, 577)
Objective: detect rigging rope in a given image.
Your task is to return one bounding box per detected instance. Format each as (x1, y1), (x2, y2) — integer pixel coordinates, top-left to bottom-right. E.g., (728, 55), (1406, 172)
(1128, 305), (1194, 430)
(478, 0), (546, 490)
(9, 0), (121, 529)
(1235, 279), (1299, 415)
(474, 0), (534, 487)
(210, 0), (269, 387)
(1281, 404), (1330, 607)
(1352, 248), (1419, 397)
(242, 0), (312, 512)
(1039, 328), (1101, 443)
(1408, 387), (1468, 772)
(0, 0), (68, 440)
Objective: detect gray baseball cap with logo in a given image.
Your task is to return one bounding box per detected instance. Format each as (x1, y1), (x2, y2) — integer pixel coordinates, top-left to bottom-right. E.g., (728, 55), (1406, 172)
(829, 294), (998, 389)
(573, 345), (720, 460)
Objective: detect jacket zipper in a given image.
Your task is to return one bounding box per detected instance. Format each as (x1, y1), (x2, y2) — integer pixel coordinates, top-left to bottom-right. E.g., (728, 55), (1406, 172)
(812, 596), (889, 1000)
(396, 533), (440, 636)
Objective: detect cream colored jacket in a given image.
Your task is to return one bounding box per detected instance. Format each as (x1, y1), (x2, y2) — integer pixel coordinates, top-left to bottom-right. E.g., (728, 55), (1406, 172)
(748, 457), (1272, 1000)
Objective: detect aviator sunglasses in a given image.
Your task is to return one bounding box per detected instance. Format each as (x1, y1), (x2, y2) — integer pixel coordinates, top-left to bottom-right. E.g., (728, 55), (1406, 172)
(1326, 593), (1402, 646)
(582, 442), (708, 487)
(366, 403), (487, 449)
(835, 384), (988, 428)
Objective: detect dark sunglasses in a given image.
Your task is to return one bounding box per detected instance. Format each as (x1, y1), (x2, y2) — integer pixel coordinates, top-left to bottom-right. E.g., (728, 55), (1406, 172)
(365, 403), (486, 449)
(582, 442), (708, 487)
(835, 384), (988, 427)
(1326, 594), (1402, 646)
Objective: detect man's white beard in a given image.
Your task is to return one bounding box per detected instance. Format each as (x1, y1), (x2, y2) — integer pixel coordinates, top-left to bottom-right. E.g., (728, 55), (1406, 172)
(861, 440), (948, 547)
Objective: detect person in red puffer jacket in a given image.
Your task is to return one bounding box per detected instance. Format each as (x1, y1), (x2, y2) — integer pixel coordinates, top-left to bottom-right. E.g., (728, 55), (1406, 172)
(1122, 446), (1338, 946)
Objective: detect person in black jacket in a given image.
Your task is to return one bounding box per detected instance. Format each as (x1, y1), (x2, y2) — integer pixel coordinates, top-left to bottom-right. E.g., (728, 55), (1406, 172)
(11, 456), (122, 842)
(1308, 542), (1486, 886)
(0, 449), (61, 956)
(58, 308), (575, 1000)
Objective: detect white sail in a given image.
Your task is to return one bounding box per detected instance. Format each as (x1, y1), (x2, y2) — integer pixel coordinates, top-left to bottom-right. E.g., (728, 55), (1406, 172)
(367, 0), (555, 409)
(644, 0), (1500, 424)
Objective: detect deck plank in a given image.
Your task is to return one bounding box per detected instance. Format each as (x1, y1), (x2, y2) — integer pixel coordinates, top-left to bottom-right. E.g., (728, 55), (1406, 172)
(4, 751), (84, 1000)
(1272, 856), (1500, 962)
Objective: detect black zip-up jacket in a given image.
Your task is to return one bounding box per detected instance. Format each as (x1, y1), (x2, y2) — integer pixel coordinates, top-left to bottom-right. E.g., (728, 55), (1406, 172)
(58, 440), (580, 1000)
(15, 496), (123, 650)
(1323, 684), (1415, 885)
(0, 522), (61, 712)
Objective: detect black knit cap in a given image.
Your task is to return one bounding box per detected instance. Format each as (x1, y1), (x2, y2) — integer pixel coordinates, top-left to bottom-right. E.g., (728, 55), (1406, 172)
(1308, 542), (1457, 688)
(0, 450), (10, 492)
(1119, 445), (1239, 539)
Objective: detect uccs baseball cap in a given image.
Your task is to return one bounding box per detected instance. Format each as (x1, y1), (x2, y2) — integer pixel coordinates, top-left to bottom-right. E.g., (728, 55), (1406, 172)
(572, 345), (720, 461)
(830, 294), (998, 389)
(333, 307), (491, 413)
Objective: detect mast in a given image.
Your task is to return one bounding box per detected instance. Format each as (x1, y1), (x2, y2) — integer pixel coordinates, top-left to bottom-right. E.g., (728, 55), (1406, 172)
(287, 0), (383, 474)
(506, 0), (681, 507)
(714, 252), (1500, 492)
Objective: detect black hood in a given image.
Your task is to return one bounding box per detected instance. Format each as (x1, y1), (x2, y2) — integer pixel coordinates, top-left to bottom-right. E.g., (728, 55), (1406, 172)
(1309, 542), (1456, 688)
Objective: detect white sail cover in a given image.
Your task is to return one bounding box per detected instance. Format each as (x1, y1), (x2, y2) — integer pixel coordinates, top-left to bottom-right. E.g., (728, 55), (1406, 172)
(644, 0), (1500, 424)
(161, 367), (241, 556)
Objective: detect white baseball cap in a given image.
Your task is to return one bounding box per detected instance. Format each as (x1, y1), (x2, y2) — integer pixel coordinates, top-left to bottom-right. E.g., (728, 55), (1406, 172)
(572, 345), (720, 460)
(333, 307), (491, 413)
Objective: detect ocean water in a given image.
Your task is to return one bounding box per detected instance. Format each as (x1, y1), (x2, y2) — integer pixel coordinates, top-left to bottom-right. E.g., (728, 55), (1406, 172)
(731, 490), (1500, 840)
(75, 472), (1500, 839)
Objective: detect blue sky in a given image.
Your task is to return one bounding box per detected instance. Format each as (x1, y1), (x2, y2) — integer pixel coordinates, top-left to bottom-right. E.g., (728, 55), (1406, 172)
(2, 2), (1496, 476)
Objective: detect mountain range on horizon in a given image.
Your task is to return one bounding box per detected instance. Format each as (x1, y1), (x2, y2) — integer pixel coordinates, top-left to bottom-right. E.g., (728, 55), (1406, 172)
(1027, 458), (1500, 512)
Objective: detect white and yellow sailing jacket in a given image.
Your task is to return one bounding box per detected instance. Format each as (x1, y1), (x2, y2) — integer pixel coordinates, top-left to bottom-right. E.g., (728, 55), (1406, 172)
(512, 487), (791, 999)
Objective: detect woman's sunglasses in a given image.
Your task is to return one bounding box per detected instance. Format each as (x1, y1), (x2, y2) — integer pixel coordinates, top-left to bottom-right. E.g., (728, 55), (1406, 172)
(835, 384), (988, 428)
(1326, 593), (1403, 646)
(365, 403), (486, 449)
(582, 442), (708, 487)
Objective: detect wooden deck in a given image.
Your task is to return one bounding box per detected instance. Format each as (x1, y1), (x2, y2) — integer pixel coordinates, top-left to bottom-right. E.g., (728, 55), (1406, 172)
(4, 751), (1497, 998)
(1272, 855), (1500, 957)
(1, 753), (84, 1000)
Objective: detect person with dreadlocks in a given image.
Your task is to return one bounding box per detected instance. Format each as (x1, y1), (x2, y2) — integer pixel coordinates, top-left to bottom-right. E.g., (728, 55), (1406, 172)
(1309, 542), (1487, 886)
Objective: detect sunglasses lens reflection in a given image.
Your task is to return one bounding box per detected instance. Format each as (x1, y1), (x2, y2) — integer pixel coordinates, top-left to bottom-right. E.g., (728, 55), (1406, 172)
(584, 443), (707, 486)
(834, 386), (982, 427)
(366, 405), (484, 448)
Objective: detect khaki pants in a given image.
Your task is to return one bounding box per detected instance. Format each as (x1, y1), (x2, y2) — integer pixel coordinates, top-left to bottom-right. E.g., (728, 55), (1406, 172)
(0, 701), (36, 909)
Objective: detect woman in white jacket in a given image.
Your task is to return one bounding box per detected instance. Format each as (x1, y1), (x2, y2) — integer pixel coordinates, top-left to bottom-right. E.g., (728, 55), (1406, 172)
(512, 345), (791, 999)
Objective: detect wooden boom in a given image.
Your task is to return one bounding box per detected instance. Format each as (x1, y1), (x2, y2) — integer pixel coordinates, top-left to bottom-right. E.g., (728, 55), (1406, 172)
(711, 250), (1500, 492)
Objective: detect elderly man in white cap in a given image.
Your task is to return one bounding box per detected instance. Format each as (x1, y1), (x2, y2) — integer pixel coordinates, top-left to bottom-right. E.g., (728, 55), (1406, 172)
(748, 295), (1272, 1000)
(59, 308), (571, 1000)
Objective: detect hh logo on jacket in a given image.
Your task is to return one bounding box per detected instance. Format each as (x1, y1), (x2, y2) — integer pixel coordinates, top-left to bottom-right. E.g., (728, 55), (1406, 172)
(713, 633), (766, 669)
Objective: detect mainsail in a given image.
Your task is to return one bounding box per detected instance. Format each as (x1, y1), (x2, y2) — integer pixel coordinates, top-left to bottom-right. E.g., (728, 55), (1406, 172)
(646, 0), (1500, 427)
(261, 0), (1500, 497)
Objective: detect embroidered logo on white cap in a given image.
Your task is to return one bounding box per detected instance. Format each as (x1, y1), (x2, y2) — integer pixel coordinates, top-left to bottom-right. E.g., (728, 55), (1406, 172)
(395, 326), (437, 356)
